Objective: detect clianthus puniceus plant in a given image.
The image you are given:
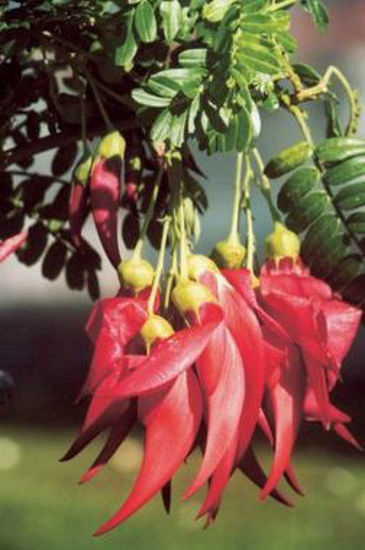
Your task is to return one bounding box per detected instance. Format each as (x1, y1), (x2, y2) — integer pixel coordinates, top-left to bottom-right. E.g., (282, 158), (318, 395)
(0, 0), (364, 537)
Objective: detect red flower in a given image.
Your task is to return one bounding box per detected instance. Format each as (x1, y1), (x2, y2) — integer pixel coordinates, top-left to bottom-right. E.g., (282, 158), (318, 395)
(0, 231), (27, 263)
(259, 256), (361, 428)
(63, 293), (223, 534)
(63, 244), (361, 533)
(90, 131), (125, 268)
(221, 255), (362, 501)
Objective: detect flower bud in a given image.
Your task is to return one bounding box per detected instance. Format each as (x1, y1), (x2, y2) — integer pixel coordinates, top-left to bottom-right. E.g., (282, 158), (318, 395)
(211, 239), (246, 269)
(140, 314), (174, 352)
(172, 279), (216, 319)
(74, 154), (92, 184)
(265, 222), (300, 260)
(97, 130), (126, 160)
(187, 254), (218, 281)
(118, 257), (154, 293)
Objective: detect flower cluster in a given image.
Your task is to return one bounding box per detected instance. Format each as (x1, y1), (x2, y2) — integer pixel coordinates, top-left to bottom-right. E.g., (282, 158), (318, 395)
(63, 215), (361, 535)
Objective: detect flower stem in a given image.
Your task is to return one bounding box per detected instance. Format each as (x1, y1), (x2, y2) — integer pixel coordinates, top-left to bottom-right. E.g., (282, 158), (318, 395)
(179, 197), (188, 280)
(251, 147), (282, 222)
(79, 94), (90, 154)
(296, 65), (360, 136)
(133, 165), (165, 259)
(82, 66), (113, 130)
(164, 245), (178, 311)
(242, 155), (255, 273)
(228, 152), (244, 244)
(148, 217), (170, 314)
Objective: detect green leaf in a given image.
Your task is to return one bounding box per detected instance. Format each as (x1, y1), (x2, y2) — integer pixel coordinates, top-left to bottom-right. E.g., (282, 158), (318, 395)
(241, 13), (289, 34)
(328, 254), (362, 290)
(160, 0), (182, 44)
(202, 0), (235, 23)
(132, 88), (171, 107)
(236, 106), (252, 151)
(335, 182), (365, 211)
(148, 74), (181, 98)
(178, 48), (207, 68)
(115, 12), (138, 69)
(301, 0), (329, 32)
(150, 108), (174, 143)
(242, 0), (269, 14)
(301, 213), (340, 261)
(286, 191), (329, 233)
(170, 110), (189, 147)
(237, 41), (281, 75)
(134, 0), (157, 43)
(293, 63), (321, 87)
(347, 212), (365, 234)
(277, 167), (320, 213)
(188, 94), (200, 134)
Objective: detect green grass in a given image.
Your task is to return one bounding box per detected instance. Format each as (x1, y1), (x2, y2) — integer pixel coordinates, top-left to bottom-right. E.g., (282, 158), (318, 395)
(0, 426), (364, 550)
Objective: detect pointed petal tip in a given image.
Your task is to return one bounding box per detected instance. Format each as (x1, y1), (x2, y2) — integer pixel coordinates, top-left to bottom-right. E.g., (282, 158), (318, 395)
(182, 484), (199, 501)
(258, 489), (294, 508)
(78, 466), (101, 485)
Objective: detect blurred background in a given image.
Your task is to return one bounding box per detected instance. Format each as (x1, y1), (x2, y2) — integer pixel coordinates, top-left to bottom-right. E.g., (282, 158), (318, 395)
(1, 1), (365, 548)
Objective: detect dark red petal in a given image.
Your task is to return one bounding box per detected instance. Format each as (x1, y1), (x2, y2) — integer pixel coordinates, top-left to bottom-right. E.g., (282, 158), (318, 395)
(238, 447), (292, 507)
(94, 369), (202, 535)
(69, 181), (88, 249)
(161, 481), (172, 514)
(261, 345), (306, 500)
(184, 327), (245, 499)
(90, 159), (121, 267)
(62, 366), (130, 461)
(0, 231), (27, 262)
(79, 402), (136, 484)
(113, 316), (222, 398)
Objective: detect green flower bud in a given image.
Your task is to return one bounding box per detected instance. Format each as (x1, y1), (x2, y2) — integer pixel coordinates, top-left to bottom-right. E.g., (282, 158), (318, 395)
(97, 130), (126, 160)
(172, 279), (216, 318)
(141, 314), (174, 352)
(211, 239), (246, 269)
(118, 257), (154, 293)
(74, 154), (92, 184)
(187, 254), (218, 281)
(265, 222), (300, 260)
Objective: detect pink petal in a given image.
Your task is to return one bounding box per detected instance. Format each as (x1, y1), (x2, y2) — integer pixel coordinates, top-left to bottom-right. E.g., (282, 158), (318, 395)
(0, 231), (27, 263)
